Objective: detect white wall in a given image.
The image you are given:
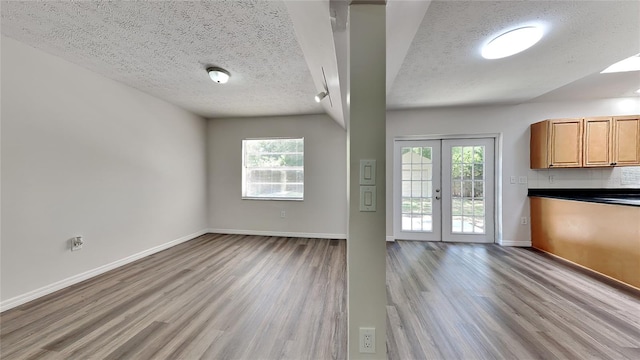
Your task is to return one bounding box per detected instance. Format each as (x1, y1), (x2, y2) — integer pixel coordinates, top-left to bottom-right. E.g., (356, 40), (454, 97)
(207, 114), (347, 238)
(386, 98), (640, 244)
(347, 5), (387, 358)
(1, 37), (209, 306)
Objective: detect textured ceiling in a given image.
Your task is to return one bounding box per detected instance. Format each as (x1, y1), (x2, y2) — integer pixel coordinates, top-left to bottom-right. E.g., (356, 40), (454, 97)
(1, 0), (323, 118)
(1, 1), (639, 119)
(388, 0), (640, 109)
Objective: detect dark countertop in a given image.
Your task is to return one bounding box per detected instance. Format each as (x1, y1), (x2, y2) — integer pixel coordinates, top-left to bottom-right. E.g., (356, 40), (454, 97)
(528, 188), (640, 207)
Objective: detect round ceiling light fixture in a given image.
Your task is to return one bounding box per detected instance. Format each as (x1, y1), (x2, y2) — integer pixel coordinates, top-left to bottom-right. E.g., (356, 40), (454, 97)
(481, 26), (544, 60)
(207, 67), (230, 84)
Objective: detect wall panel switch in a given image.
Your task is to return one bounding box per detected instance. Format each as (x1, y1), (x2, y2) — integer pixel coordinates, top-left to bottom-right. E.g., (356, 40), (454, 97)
(359, 186), (376, 211)
(359, 160), (376, 185)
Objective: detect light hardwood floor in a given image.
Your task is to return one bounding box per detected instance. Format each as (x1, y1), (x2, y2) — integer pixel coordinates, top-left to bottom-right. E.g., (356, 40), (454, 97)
(3, 235), (640, 360)
(387, 240), (640, 360)
(1, 234), (347, 359)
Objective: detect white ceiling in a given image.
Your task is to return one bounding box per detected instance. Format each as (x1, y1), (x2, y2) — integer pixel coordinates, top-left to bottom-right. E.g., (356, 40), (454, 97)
(388, 0), (640, 109)
(2, 0), (639, 122)
(1, 0), (323, 118)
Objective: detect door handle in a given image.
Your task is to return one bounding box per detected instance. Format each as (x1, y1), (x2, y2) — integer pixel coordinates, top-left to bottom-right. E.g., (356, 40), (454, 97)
(435, 196), (441, 200)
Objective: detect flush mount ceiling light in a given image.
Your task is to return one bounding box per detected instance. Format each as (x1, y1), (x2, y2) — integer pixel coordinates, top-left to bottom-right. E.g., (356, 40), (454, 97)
(207, 67), (230, 84)
(482, 26), (544, 59)
(601, 54), (640, 73)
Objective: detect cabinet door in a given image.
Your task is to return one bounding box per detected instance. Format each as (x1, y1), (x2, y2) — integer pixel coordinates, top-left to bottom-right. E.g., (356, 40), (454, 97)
(549, 119), (583, 167)
(613, 116), (640, 166)
(583, 117), (613, 167)
(530, 121), (549, 169)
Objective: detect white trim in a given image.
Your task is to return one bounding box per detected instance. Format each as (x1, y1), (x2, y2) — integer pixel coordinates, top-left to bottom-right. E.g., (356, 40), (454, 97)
(394, 133), (502, 141)
(386, 236), (395, 242)
(441, 138), (495, 243)
(393, 135), (501, 244)
(208, 228), (347, 240)
(499, 239), (532, 247)
(0, 229), (209, 313)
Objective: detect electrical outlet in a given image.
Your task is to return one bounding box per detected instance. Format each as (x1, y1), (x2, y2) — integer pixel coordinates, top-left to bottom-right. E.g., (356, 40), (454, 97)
(359, 327), (375, 353)
(549, 175), (555, 183)
(520, 217), (528, 225)
(280, 210), (286, 218)
(519, 176), (527, 184)
(71, 236), (84, 251)
(510, 176), (516, 184)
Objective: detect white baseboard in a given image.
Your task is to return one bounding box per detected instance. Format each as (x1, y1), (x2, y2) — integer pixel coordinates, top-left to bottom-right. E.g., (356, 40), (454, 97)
(208, 228), (347, 240)
(386, 236), (395, 242)
(0, 229), (209, 313)
(499, 239), (532, 247)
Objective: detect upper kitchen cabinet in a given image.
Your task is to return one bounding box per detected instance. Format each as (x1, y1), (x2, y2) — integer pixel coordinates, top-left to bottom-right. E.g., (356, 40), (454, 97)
(584, 116), (640, 167)
(613, 115), (640, 166)
(583, 117), (613, 167)
(530, 118), (583, 169)
(530, 116), (640, 169)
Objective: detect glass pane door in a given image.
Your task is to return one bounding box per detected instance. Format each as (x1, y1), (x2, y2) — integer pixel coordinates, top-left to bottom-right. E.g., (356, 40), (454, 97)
(393, 140), (441, 241)
(442, 139), (494, 243)
(401, 146), (434, 231)
(450, 145), (485, 234)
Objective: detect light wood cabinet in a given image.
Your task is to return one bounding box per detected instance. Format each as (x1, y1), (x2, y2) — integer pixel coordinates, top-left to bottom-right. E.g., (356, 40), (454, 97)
(530, 118), (583, 168)
(530, 196), (640, 289)
(530, 115), (640, 169)
(613, 115), (640, 166)
(583, 117), (612, 167)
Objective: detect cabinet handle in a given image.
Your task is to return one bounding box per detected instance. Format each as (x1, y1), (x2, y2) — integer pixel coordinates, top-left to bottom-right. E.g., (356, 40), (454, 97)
(610, 162), (617, 166)
(549, 164), (554, 167)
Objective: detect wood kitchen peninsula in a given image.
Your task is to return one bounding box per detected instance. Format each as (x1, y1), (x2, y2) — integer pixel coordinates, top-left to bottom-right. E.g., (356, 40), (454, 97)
(529, 189), (640, 289)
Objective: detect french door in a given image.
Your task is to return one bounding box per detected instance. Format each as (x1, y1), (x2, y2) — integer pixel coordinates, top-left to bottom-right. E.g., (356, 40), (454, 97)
(393, 138), (495, 243)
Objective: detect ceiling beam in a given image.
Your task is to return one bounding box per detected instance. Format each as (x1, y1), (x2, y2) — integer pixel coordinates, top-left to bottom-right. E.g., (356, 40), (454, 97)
(386, 0), (431, 94)
(285, 0), (346, 128)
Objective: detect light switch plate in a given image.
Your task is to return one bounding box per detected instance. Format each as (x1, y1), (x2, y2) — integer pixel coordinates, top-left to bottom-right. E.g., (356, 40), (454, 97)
(359, 160), (376, 185)
(359, 186), (376, 212)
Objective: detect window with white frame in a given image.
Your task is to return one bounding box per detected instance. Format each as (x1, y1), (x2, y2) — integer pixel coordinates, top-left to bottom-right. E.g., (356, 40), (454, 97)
(242, 138), (304, 200)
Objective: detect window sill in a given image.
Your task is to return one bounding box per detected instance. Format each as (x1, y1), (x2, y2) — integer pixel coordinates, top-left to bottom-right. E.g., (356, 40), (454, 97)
(242, 197), (304, 201)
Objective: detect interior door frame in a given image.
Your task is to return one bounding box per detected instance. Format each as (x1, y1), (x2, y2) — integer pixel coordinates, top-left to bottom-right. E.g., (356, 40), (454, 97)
(392, 133), (502, 244)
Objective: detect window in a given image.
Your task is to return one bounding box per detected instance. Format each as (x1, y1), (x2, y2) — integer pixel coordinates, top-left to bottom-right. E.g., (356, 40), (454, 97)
(242, 138), (304, 200)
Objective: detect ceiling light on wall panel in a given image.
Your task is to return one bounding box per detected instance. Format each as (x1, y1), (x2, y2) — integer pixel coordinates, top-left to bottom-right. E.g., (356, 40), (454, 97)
(315, 91), (328, 102)
(601, 54), (640, 73)
(482, 26), (544, 59)
(207, 67), (230, 84)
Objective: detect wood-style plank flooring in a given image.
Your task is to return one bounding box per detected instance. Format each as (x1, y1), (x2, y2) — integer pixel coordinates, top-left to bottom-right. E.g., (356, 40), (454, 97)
(387, 241), (640, 360)
(0, 234), (347, 360)
(4, 235), (640, 359)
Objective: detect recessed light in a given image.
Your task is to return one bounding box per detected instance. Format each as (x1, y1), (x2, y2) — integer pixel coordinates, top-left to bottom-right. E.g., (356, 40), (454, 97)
(207, 67), (230, 84)
(601, 54), (640, 73)
(482, 26), (544, 59)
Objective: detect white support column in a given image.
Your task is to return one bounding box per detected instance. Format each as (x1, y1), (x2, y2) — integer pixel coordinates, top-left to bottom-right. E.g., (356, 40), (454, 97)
(347, 3), (387, 359)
